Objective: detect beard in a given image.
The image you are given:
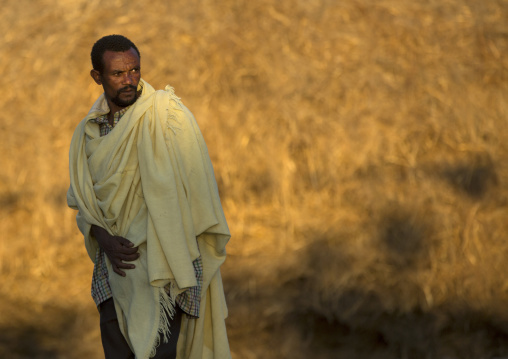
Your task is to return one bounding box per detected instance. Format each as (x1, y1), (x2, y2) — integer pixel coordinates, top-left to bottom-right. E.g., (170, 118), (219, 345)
(110, 85), (139, 108)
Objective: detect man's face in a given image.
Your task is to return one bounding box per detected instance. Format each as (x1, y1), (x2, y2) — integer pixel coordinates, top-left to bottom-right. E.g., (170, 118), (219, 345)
(91, 47), (141, 110)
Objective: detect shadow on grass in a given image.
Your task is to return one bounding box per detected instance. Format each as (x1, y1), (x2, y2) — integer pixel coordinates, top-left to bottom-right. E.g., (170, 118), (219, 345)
(435, 152), (498, 200)
(223, 217), (508, 359)
(0, 298), (99, 359)
(284, 301), (508, 359)
(0, 325), (60, 359)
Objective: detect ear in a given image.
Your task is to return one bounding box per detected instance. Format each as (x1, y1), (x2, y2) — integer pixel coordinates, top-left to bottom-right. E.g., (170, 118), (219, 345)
(90, 69), (102, 85)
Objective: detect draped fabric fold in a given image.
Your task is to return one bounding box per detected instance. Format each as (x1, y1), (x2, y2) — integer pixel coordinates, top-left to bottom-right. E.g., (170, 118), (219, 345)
(67, 79), (231, 359)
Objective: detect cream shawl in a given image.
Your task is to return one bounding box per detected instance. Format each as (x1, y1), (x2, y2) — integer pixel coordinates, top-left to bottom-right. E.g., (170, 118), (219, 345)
(67, 79), (231, 359)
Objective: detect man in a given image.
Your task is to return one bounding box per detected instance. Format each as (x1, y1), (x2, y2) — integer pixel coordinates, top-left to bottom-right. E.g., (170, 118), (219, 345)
(67, 35), (231, 359)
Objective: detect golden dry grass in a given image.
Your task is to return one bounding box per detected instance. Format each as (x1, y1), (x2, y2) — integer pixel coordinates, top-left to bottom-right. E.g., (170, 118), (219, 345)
(1, 0), (508, 358)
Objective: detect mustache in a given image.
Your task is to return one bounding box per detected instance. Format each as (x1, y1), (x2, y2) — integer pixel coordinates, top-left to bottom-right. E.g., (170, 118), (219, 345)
(118, 85), (137, 93)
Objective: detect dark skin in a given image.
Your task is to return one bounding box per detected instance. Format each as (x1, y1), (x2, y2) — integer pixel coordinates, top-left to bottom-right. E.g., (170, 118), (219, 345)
(89, 48), (142, 276)
(91, 225), (139, 276)
(90, 47), (141, 125)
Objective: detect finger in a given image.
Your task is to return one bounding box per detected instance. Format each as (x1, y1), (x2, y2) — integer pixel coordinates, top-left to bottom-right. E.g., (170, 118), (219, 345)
(117, 263), (136, 269)
(113, 258), (136, 269)
(116, 246), (139, 255)
(118, 252), (140, 262)
(112, 264), (126, 277)
(116, 236), (135, 248)
(110, 246), (138, 256)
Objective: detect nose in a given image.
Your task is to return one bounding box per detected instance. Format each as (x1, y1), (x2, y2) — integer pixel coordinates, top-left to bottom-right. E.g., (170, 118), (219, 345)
(123, 72), (133, 84)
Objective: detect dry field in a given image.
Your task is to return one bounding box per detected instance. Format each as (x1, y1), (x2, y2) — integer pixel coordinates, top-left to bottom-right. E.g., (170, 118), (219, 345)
(1, 0), (508, 358)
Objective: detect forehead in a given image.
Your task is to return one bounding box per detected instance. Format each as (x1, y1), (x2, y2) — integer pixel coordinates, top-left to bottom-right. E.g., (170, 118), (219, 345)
(102, 48), (140, 71)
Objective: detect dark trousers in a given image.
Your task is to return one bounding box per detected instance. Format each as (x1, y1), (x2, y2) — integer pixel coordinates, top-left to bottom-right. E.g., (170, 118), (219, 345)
(99, 298), (183, 359)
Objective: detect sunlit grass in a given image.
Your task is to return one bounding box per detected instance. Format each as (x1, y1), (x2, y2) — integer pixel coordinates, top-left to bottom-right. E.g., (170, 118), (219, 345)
(1, 0), (508, 358)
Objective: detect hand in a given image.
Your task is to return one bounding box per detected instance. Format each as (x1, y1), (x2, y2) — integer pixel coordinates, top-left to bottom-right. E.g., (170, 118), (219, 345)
(91, 225), (140, 277)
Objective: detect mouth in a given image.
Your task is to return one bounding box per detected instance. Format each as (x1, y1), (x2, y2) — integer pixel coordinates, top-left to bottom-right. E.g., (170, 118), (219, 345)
(119, 86), (137, 95)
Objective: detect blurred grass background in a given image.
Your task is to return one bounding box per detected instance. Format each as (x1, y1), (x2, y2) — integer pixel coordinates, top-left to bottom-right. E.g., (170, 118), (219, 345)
(1, 0), (508, 358)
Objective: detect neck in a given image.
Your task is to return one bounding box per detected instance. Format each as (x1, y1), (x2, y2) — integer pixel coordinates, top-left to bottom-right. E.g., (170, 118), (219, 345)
(108, 100), (125, 115)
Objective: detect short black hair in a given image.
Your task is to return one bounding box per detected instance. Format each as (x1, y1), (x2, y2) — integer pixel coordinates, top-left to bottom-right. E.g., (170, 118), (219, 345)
(91, 35), (140, 73)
